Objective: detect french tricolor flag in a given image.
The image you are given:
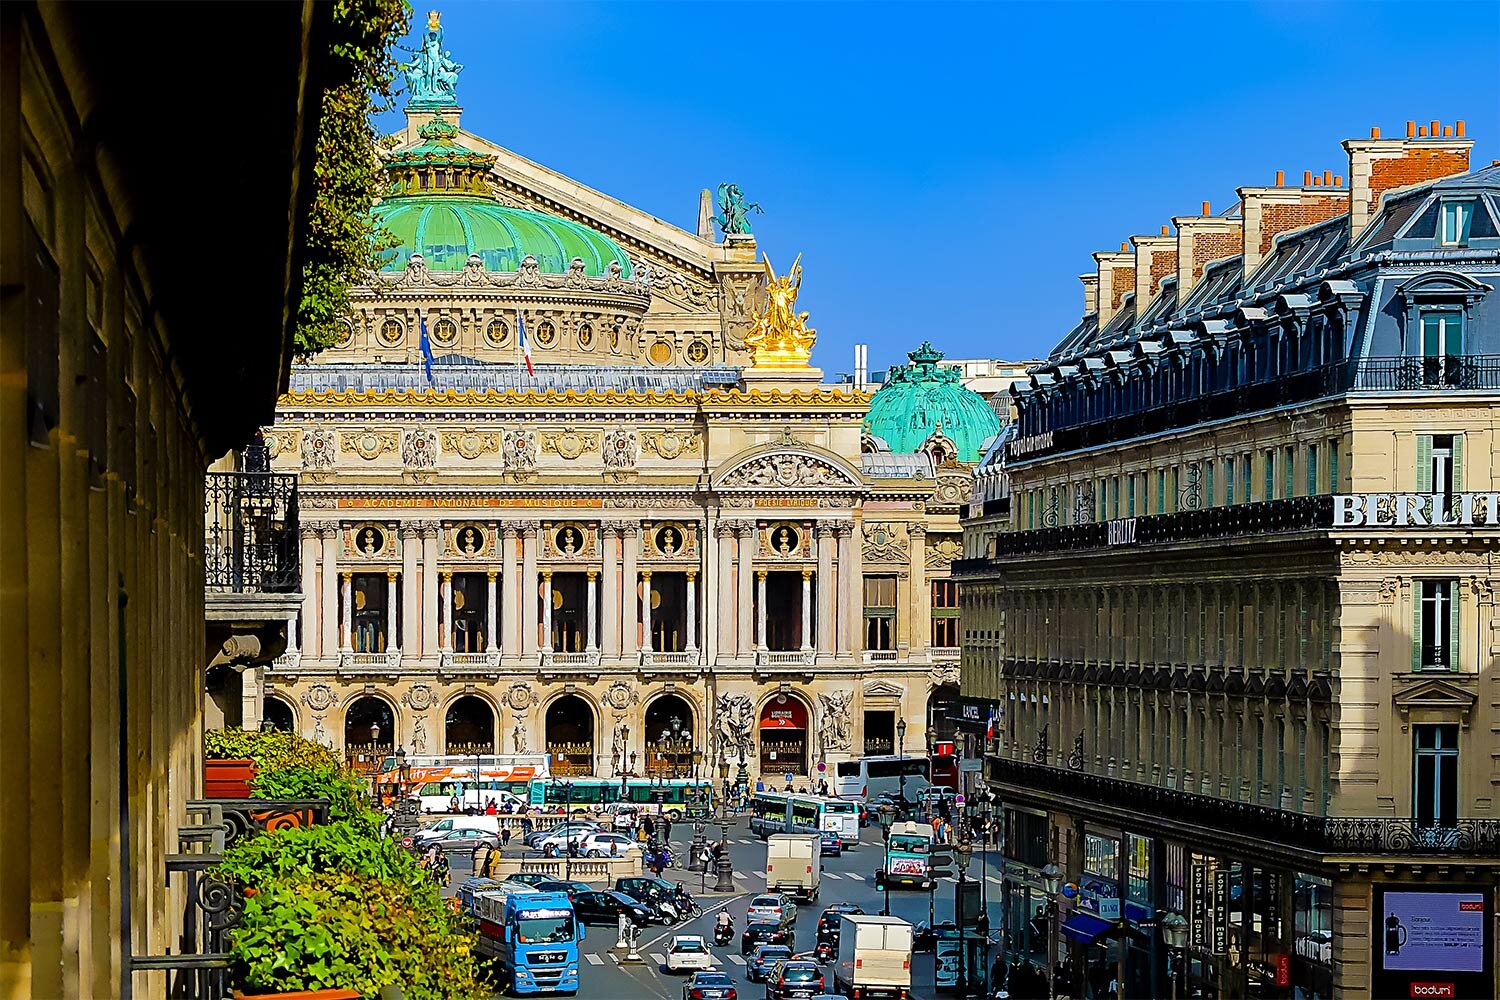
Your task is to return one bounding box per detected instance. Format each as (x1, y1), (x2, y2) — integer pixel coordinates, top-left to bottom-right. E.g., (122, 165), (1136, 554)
(516, 309), (534, 376)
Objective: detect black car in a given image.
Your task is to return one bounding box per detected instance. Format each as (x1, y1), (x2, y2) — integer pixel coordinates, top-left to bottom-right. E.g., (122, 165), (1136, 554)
(765, 959), (825, 1000)
(533, 879), (593, 899)
(747, 944), (794, 982)
(741, 921), (793, 956)
(816, 903), (863, 940)
(572, 889), (654, 927)
(616, 875), (677, 902)
(683, 970), (738, 1000)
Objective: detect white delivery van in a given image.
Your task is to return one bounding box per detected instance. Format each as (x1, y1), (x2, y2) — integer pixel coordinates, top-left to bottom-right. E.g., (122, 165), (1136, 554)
(766, 832), (822, 903)
(835, 914), (913, 1000)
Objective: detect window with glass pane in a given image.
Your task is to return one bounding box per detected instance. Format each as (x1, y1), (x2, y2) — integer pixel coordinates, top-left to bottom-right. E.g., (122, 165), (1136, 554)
(1421, 310), (1464, 385)
(1413, 724), (1458, 828)
(1083, 832), (1120, 878)
(1416, 579), (1457, 669)
(1439, 201), (1473, 246)
(1420, 434), (1457, 495)
(863, 574), (896, 650)
(1126, 834), (1152, 903)
(931, 579), (959, 647)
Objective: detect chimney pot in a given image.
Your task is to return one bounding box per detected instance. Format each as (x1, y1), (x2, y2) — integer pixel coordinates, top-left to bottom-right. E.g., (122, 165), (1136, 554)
(1407, 120), (1417, 138)
(1303, 170), (1313, 186)
(1323, 170), (1333, 186)
(1201, 201), (1211, 216)
(1419, 126), (1428, 137)
(1334, 175), (1343, 187)
(1371, 126), (1381, 139)
(1443, 125), (1453, 137)
(1312, 176), (1321, 186)
(1430, 119), (1440, 136)
(1457, 120), (1466, 137)
(1275, 170), (1284, 186)
(1161, 225), (1170, 235)
(1120, 241), (1128, 253)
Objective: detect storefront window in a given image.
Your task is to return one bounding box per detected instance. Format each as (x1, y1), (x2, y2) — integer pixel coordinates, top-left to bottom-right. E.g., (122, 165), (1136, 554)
(1004, 809), (1048, 868)
(1126, 834), (1152, 904)
(1293, 875), (1334, 999)
(1083, 832), (1120, 879)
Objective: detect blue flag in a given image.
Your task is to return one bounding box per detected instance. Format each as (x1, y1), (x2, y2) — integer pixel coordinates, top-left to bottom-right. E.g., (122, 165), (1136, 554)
(418, 310), (435, 384)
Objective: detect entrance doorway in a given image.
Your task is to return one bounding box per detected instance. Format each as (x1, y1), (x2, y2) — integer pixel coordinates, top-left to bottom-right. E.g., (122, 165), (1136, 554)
(645, 694), (695, 777)
(344, 696), (394, 776)
(759, 694), (810, 778)
(545, 694), (595, 775)
(444, 695), (495, 754)
(262, 696), (295, 733)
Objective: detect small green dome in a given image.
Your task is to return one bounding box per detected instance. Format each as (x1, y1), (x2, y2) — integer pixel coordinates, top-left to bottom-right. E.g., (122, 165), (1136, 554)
(865, 342), (1002, 464)
(374, 197), (633, 276)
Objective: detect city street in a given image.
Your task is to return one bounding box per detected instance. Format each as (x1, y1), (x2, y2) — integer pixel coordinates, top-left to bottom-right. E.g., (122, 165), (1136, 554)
(442, 815), (1006, 1000)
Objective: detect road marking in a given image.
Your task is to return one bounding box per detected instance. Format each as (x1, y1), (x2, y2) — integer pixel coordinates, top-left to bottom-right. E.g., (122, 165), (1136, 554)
(733, 871), (748, 880)
(825, 872), (842, 880)
(728, 955), (747, 966)
(650, 952), (665, 964)
(584, 953), (604, 965)
(753, 871), (767, 878)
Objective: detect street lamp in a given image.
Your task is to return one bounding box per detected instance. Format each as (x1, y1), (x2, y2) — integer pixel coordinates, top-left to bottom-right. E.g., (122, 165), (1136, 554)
(551, 778), (574, 881)
(1041, 862), (1063, 1000)
(973, 796), (995, 995)
(877, 807), (895, 916)
(369, 720), (381, 744)
(1160, 911), (1189, 1000)
(896, 718), (908, 814)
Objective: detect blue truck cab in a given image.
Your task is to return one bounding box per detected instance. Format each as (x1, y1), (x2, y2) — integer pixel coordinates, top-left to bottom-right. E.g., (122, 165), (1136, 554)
(470, 888), (584, 995)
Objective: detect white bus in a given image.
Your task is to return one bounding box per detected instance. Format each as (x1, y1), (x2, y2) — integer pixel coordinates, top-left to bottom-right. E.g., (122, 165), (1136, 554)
(750, 792), (860, 845)
(833, 755), (932, 803)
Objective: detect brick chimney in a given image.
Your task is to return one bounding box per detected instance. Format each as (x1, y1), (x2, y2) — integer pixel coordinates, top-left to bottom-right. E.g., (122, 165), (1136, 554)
(1238, 174), (1349, 280)
(1131, 227), (1178, 318)
(1173, 203), (1243, 303)
(1343, 121), (1472, 238)
(1093, 245), (1136, 327)
(1080, 274), (1099, 315)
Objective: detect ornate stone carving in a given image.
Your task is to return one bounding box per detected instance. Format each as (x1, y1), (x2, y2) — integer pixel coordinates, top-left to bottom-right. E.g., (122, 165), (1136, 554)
(503, 429), (539, 476)
(401, 429), (438, 470)
(603, 428), (640, 474)
(862, 522), (909, 562)
(818, 690), (853, 753)
(511, 717), (528, 753)
(1378, 577), (1399, 603)
(926, 535), (964, 569)
(712, 692), (755, 761)
(441, 429), (501, 460)
(719, 452), (857, 489)
(411, 713), (429, 754)
(604, 680), (639, 711)
(505, 681), (535, 713)
(402, 683), (436, 712)
(340, 429), (399, 460)
(640, 429), (701, 460)
(263, 427), (301, 459)
(301, 427), (337, 472)
(539, 427), (599, 460)
(930, 663), (961, 686)
(302, 683), (339, 712)
(933, 471), (971, 506)
(311, 714), (330, 746)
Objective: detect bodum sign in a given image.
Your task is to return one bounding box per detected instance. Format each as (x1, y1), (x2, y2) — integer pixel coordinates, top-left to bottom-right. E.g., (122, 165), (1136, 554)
(1332, 493), (1500, 528)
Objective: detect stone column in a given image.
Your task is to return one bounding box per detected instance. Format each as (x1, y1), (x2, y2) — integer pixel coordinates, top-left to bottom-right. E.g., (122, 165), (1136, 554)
(621, 524), (639, 659)
(486, 570), (498, 653)
(845, 521), (864, 653)
(756, 570), (768, 650)
(834, 523), (853, 655)
(910, 524), (928, 655)
(686, 571), (698, 651)
(286, 613), (299, 654)
(736, 524), (755, 656)
(299, 525), (320, 657)
(586, 571), (599, 652)
(601, 523), (621, 658)
(400, 524), (419, 654)
(541, 570), (554, 653)
(501, 524), (520, 657)
(240, 666), (263, 731)
(421, 523), (439, 658)
(320, 526), (339, 658)
(387, 570), (399, 652)
(800, 569), (813, 651)
(640, 570), (653, 654)
(520, 520), (539, 657)
(815, 523), (835, 654)
(339, 571), (353, 653)
(440, 571), (453, 652)
(716, 523), (737, 654)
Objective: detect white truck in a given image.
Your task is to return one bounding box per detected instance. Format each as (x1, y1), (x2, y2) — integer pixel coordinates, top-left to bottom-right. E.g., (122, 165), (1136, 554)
(834, 914), (913, 1000)
(766, 832), (822, 903)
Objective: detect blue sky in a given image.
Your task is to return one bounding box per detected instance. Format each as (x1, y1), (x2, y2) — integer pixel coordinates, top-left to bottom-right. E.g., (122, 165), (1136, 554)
(384, 1), (1500, 376)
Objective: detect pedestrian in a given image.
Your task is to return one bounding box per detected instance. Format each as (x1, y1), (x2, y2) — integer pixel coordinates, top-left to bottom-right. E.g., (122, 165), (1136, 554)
(473, 841), (491, 876)
(486, 848), (504, 879)
(642, 815), (656, 840)
(500, 826), (512, 850)
(662, 815), (672, 842)
(486, 799), (497, 816)
(722, 779), (731, 804)
(754, 778), (764, 793)
(520, 815), (534, 837)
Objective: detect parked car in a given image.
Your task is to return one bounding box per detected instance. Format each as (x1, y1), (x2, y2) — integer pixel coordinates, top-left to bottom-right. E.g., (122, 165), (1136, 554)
(616, 875), (677, 903)
(683, 970), (738, 1000)
(439, 828), (500, 851)
(665, 935), (713, 974)
(411, 814), (503, 849)
(572, 889), (654, 927)
(533, 879), (593, 899)
(742, 922), (793, 956)
(532, 824), (599, 854)
(765, 959), (825, 1000)
(504, 871), (555, 887)
(523, 821), (599, 850)
(747, 893), (797, 927)
(747, 944), (794, 982)
(818, 830), (842, 857)
(579, 831), (642, 857)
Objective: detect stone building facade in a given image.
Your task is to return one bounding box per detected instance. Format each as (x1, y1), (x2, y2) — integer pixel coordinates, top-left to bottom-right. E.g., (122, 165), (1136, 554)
(958, 123), (1498, 999)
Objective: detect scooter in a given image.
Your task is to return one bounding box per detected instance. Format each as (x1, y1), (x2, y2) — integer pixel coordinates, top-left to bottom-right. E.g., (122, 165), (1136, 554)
(813, 939), (836, 964)
(653, 897), (682, 924)
(713, 919), (735, 947)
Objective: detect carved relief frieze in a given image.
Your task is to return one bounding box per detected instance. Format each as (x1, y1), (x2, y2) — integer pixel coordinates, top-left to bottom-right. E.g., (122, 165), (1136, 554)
(925, 534), (964, 570)
(401, 429), (438, 470)
(263, 427), (302, 459)
(603, 428), (640, 478)
(340, 429), (400, 461)
(348, 522), (396, 559)
(503, 429), (539, 478)
(862, 522), (910, 563)
(545, 521), (596, 559)
(538, 427), (598, 461)
(719, 452), (857, 489)
(301, 427), (337, 476)
(440, 429), (501, 460)
(640, 429), (701, 460)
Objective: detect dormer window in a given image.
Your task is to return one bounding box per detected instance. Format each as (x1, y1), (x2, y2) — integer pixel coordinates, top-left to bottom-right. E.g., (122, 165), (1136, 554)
(1439, 201), (1473, 246)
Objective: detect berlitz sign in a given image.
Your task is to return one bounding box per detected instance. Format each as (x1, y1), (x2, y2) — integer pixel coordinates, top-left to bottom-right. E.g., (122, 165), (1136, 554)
(1332, 493), (1500, 528)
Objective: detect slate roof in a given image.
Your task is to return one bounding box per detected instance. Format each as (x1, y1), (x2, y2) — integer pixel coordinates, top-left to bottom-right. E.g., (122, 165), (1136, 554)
(289, 359), (742, 394)
(861, 451), (936, 479)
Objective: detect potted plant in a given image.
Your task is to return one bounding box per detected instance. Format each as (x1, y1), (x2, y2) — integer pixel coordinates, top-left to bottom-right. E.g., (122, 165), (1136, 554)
(204, 729), (262, 798)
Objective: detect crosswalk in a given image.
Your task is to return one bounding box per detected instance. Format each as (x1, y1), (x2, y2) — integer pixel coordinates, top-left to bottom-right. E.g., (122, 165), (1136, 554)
(726, 954), (746, 966)
(584, 953), (604, 966)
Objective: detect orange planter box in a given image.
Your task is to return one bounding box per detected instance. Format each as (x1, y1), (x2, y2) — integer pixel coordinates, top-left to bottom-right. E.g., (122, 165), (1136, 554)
(204, 758), (257, 798)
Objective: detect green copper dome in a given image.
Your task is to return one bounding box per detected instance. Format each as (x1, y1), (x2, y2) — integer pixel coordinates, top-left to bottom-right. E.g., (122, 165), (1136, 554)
(373, 114), (632, 276)
(865, 342), (1002, 464)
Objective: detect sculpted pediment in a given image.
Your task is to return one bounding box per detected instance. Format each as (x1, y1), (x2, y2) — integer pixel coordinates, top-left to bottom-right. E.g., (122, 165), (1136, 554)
(863, 680), (906, 699)
(713, 445), (864, 492)
(1393, 674), (1478, 725)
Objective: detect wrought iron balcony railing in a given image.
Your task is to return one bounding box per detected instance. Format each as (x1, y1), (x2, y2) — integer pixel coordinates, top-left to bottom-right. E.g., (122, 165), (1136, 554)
(204, 470), (300, 593)
(985, 755), (1499, 857)
(1353, 354), (1500, 391)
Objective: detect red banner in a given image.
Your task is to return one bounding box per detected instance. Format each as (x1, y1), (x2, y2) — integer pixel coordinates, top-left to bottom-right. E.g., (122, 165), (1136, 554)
(760, 698), (808, 730)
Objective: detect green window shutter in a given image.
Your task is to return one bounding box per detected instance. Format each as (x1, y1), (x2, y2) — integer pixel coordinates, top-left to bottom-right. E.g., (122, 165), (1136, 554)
(1412, 583), (1424, 671)
(1449, 583), (1460, 669)
(1416, 436), (1432, 493)
(1205, 462), (1215, 507)
(1307, 445), (1318, 495)
(1329, 440), (1339, 492)
(1264, 453), (1274, 501)
(1452, 436), (1464, 492)
(1226, 460), (1235, 505)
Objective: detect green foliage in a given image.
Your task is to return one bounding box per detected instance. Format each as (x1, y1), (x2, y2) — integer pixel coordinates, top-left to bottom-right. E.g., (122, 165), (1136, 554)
(232, 873), (487, 1000)
(203, 729), (367, 820)
(294, 0), (409, 356)
(219, 816), (423, 889)
(252, 763), (366, 822)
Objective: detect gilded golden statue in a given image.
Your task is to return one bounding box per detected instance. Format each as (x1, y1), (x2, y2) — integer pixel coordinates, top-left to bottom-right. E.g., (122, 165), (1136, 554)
(745, 253), (816, 369)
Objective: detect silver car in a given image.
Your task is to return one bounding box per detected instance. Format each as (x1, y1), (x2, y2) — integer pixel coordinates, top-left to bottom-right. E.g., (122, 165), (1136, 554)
(746, 892), (796, 926)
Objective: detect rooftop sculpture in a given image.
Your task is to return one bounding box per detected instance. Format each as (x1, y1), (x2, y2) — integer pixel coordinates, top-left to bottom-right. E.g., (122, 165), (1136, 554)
(403, 10), (463, 107)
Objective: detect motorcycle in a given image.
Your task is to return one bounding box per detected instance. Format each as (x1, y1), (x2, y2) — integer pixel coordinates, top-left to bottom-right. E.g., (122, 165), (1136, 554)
(713, 919), (735, 947)
(652, 897), (682, 924)
(813, 939), (836, 964)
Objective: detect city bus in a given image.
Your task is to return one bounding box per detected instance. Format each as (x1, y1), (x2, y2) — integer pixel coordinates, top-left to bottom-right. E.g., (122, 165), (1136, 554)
(371, 753), (550, 810)
(833, 751), (961, 803)
(749, 792), (861, 845)
(526, 777), (713, 818)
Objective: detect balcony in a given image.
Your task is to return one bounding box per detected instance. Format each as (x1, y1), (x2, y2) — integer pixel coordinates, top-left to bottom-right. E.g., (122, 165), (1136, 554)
(204, 470), (300, 595)
(1353, 354), (1500, 392)
(343, 649), (404, 671)
(642, 650), (699, 667)
(438, 649), (497, 671)
(760, 650), (816, 667)
(861, 649), (898, 663)
(985, 755), (1499, 857)
(542, 650), (601, 670)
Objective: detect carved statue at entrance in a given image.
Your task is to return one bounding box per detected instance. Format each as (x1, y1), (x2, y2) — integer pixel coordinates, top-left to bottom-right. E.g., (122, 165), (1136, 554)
(512, 719), (528, 753)
(712, 693), (754, 761)
(818, 690), (853, 753)
(411, 713), (429, 754)
(612, 717), (630, 772)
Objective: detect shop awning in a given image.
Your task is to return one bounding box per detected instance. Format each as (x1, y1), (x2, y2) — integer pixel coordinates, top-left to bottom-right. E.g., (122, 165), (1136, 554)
(1060, 912), (1115, 945)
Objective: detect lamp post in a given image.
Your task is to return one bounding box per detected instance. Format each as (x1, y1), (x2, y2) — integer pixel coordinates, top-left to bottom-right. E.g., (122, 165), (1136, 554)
(714, 802), (735, 892)
(975, 796), (995, 995)
(1160, 911), (1189, 1000)
(1041, 862), (1062, 1000)
(896, 718), (908, 815)
(736, 745), (749, 796)
(877, 806), (895, 916)
(551, 777), (574, 881)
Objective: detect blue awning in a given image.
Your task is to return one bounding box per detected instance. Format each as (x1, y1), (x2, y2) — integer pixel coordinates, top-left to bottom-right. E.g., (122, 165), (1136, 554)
(1060, 912), (1115, 945)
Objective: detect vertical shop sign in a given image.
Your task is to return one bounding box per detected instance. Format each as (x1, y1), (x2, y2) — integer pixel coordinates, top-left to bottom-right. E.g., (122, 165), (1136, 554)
(1191, 863), (1208, 949)
(1213, 868), (1230, 956)
(1265, 872), (1281, 941)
